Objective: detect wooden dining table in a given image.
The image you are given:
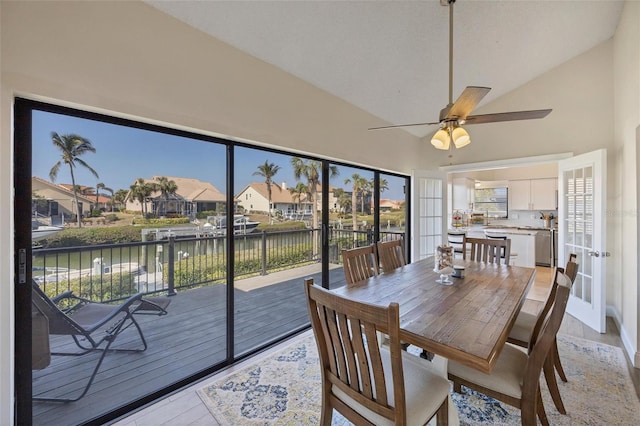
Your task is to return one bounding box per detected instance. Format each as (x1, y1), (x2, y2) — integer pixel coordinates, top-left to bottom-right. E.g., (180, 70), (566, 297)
(331, 257), (536, 373)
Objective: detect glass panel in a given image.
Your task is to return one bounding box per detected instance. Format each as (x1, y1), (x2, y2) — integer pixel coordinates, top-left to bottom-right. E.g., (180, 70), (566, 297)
(564, 170), (574, 194)
(574, 274), (583, 298)
(585, 166), (593, 193)
(233, 148), (323, 357)
(379, 173), (408, 253)
(31, 111), (227, 423)
(584, 275), (592, 304)
(584, 251), (592, 276)
(417, 177), (444, 260)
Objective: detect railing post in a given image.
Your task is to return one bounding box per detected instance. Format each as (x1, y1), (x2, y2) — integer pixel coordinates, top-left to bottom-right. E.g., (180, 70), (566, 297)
(167, 236), (176, 296)
(261, 231), (267, 276)
(140, 230), (148, 271)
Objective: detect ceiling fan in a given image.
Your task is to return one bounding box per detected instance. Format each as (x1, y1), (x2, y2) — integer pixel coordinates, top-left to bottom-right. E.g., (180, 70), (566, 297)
(369, 0), (552, 150)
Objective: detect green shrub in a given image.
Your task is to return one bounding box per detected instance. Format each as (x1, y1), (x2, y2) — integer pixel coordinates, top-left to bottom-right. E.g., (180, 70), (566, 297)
(196, 210), (220, 219)
(104, 214), (119, 223)
(39, 226), (143, 248)
(166, 243), (313, 289)
(132, 217), (191, 226)
(257, 221), (308, 232)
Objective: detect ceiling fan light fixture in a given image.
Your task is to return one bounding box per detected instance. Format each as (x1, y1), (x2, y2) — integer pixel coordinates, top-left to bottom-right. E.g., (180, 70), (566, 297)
(452, 126), (471, 148)
(431, 129), (450, 150)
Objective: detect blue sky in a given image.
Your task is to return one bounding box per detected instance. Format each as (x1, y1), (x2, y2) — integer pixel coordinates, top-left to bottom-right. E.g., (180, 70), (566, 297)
(32, 111), (405, 200)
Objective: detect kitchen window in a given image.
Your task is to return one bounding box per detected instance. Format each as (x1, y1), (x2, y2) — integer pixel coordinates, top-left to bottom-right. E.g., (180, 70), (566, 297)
(474, 187), (508, 218)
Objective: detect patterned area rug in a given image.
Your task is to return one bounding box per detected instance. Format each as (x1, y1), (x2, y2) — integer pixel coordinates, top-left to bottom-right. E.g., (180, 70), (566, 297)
(197, 333), (640, 425)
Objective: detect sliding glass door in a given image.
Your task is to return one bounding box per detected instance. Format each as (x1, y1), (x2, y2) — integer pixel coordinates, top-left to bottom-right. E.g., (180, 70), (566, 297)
(232, 147), (321, 356)
(14, 98), (409, 424)
(25, 104), (230, 424)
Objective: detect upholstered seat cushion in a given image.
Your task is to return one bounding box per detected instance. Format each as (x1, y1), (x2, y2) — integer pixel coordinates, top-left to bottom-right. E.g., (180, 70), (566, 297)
(508, 310), (537, 343)
(448, 344), (528, 399)
(332, 347), (450, 425)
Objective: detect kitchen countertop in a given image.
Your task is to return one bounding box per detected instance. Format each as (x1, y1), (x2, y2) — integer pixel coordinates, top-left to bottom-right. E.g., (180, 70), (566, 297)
(449, 225), (554, 236)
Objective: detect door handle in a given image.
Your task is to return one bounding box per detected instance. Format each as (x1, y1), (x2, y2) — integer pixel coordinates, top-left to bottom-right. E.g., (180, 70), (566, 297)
(587, 250), (600, 257)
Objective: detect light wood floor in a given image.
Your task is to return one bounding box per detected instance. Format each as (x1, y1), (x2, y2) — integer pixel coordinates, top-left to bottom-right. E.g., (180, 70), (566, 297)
(111, 266), (640, 426)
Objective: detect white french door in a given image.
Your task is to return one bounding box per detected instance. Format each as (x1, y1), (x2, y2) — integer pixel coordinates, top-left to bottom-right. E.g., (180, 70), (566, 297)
(558, 149), (607, 333)
(412, 170), (448, 261)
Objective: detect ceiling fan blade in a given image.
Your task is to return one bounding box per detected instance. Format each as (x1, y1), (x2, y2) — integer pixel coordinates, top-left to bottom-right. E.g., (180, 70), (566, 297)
(446, 86), (491, 120)
(464, 109), (552, 125)
(368, 121), (440, 130)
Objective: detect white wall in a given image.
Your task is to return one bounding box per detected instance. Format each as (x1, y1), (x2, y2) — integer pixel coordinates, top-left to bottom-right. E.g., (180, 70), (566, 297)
(613, 0), (640, 367)
(1, 0), (637, 423)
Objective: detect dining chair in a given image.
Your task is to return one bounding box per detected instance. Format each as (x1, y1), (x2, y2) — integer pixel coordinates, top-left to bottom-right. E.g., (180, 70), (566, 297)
(376, 238), (414, 351)
(341, 245), (379, 284)
(447, 230), (466, 259)
(448, 269), (572, 426)
(463, 236), (511, 265)
(376, 238), (406, 273)
(304, 278), (450, 425)
(484, 230), (518, 265)
(507, 254), (579, 414)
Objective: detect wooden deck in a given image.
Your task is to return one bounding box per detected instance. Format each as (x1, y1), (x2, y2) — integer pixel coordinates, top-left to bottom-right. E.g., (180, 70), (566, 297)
(32, 264), (347, 425)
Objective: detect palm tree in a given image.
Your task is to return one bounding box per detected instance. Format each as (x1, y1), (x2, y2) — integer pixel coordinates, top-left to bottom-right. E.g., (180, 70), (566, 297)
(114, 189), (128, 212)
(95, 182), (113, 213)
(288, 182), (309, 213)
(332, 188), (351, 218)
(49, 132), (99, 227)
(344, 173), (368, 234)
(253, 161), (281, 222)
(129, 178), (156, 217)
(291, 158), (338, 254)
(154, 176), (178, 216)
(103, 186), (116, 212)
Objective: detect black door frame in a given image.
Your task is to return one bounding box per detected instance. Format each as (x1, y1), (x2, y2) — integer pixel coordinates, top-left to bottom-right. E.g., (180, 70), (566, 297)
(13, 97), (410, 424)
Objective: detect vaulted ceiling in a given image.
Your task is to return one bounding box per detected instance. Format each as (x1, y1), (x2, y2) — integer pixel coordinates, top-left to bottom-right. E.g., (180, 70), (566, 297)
(146, 0), (624, 138)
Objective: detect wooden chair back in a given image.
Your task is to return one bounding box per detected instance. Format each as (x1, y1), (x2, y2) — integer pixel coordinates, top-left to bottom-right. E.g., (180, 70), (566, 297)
(304, 278), (406, 425)
(564, 253), (579, 283)
(447, 230), (466, 258)
(449, 270), (572, 425)
(484, 231), (510, 261)
(463, 236), (511, 265)
(341, 245), (379, 284)
(376, 239), (406, 272)
(519, 271), (572, 423)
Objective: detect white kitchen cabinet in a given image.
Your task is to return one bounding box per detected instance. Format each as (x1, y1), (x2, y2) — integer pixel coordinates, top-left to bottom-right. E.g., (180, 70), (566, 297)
(530, 178), (557, 210)
(509, 180), (531, 210)
(509, 178), (557, 211)
(452, 177), (475, 211)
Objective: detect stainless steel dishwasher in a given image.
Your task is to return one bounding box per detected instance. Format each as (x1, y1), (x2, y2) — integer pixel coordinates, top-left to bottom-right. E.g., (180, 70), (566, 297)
(535, 230), (552, 266)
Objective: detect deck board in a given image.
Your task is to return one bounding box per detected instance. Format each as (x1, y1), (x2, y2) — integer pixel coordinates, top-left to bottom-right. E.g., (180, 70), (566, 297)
(32, 266), (346, 425)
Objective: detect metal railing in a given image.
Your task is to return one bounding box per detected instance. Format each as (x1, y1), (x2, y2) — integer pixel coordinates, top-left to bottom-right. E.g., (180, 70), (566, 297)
(33, 227), (405, 303)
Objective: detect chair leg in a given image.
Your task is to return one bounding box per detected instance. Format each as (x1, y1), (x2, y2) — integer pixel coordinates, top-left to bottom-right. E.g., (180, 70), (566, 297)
(553, 338), (568, 382)
(543, 353), (566, 414)
(34, 315), (146, 402)
(536, 387), (550, 426)
(436, 397), (448, 426)
(34, 325), (119, 402)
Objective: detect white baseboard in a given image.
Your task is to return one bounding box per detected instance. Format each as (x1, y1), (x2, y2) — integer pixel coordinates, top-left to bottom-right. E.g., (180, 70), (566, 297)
(607, 304), (638, 368)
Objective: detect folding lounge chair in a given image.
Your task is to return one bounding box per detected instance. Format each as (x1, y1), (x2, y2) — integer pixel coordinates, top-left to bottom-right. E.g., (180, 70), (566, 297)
(31, 281), (154, 402)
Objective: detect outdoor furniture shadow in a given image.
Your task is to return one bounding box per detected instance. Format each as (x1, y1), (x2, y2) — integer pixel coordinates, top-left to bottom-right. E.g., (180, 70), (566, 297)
(31, 281), (169, 402)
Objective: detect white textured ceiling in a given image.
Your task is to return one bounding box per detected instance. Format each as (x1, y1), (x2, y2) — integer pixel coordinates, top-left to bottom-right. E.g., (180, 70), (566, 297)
(146, 0), (624, 137)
